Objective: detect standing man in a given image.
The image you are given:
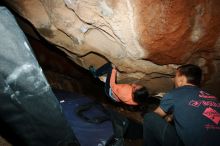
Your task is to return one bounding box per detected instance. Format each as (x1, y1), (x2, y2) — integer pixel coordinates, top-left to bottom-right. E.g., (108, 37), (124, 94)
(144, 64), (220, 146)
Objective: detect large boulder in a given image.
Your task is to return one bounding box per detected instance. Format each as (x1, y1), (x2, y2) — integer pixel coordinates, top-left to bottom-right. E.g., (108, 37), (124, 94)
(3, 0), (220, 96)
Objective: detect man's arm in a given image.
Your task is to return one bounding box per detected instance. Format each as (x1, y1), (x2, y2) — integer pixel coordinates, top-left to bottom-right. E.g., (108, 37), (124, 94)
(154, 106), (167, 118)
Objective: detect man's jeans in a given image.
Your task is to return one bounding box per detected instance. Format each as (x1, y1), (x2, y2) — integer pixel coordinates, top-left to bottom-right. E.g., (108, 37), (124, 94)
(144, 112), (184, 146)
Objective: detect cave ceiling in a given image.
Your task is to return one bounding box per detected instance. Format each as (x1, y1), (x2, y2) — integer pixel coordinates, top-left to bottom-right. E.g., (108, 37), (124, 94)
(3, 0), (220, 96)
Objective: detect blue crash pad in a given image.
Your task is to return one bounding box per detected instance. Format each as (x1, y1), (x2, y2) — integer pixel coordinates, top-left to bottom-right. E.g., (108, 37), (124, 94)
(54, 90), (113, 146)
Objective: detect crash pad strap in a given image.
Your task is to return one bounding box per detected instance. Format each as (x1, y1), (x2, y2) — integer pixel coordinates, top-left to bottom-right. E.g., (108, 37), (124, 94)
(75, 101), (110, 124)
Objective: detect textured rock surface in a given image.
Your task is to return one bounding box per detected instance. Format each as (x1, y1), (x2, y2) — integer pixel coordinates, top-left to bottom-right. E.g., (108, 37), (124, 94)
(3, 0), (220, 96)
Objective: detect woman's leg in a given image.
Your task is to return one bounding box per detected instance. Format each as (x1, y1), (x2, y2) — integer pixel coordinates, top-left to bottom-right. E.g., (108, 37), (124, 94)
(104, 64), (112, 91)
(90, 62), (116, 101)
(91, 62), (112, 77)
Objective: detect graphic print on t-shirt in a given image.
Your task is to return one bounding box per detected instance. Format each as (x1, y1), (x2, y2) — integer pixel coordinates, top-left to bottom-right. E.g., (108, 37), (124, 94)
(187, 90), (220, 130)
(199, 91), (216, 99)
(203, 107), (220, 125)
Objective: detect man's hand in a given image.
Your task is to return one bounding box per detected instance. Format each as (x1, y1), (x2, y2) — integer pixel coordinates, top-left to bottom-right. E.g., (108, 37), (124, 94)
(164, 114), (173, 123)
(154, 106), (167, 118)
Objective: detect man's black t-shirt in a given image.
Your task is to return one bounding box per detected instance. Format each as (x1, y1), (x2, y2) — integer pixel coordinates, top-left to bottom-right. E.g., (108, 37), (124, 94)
(160, 85), (220, 146)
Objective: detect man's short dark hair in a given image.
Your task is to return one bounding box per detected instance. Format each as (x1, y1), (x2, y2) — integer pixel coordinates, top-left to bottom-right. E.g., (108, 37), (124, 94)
(133, 87), (149, 104)
(177, 64), (202, 86)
